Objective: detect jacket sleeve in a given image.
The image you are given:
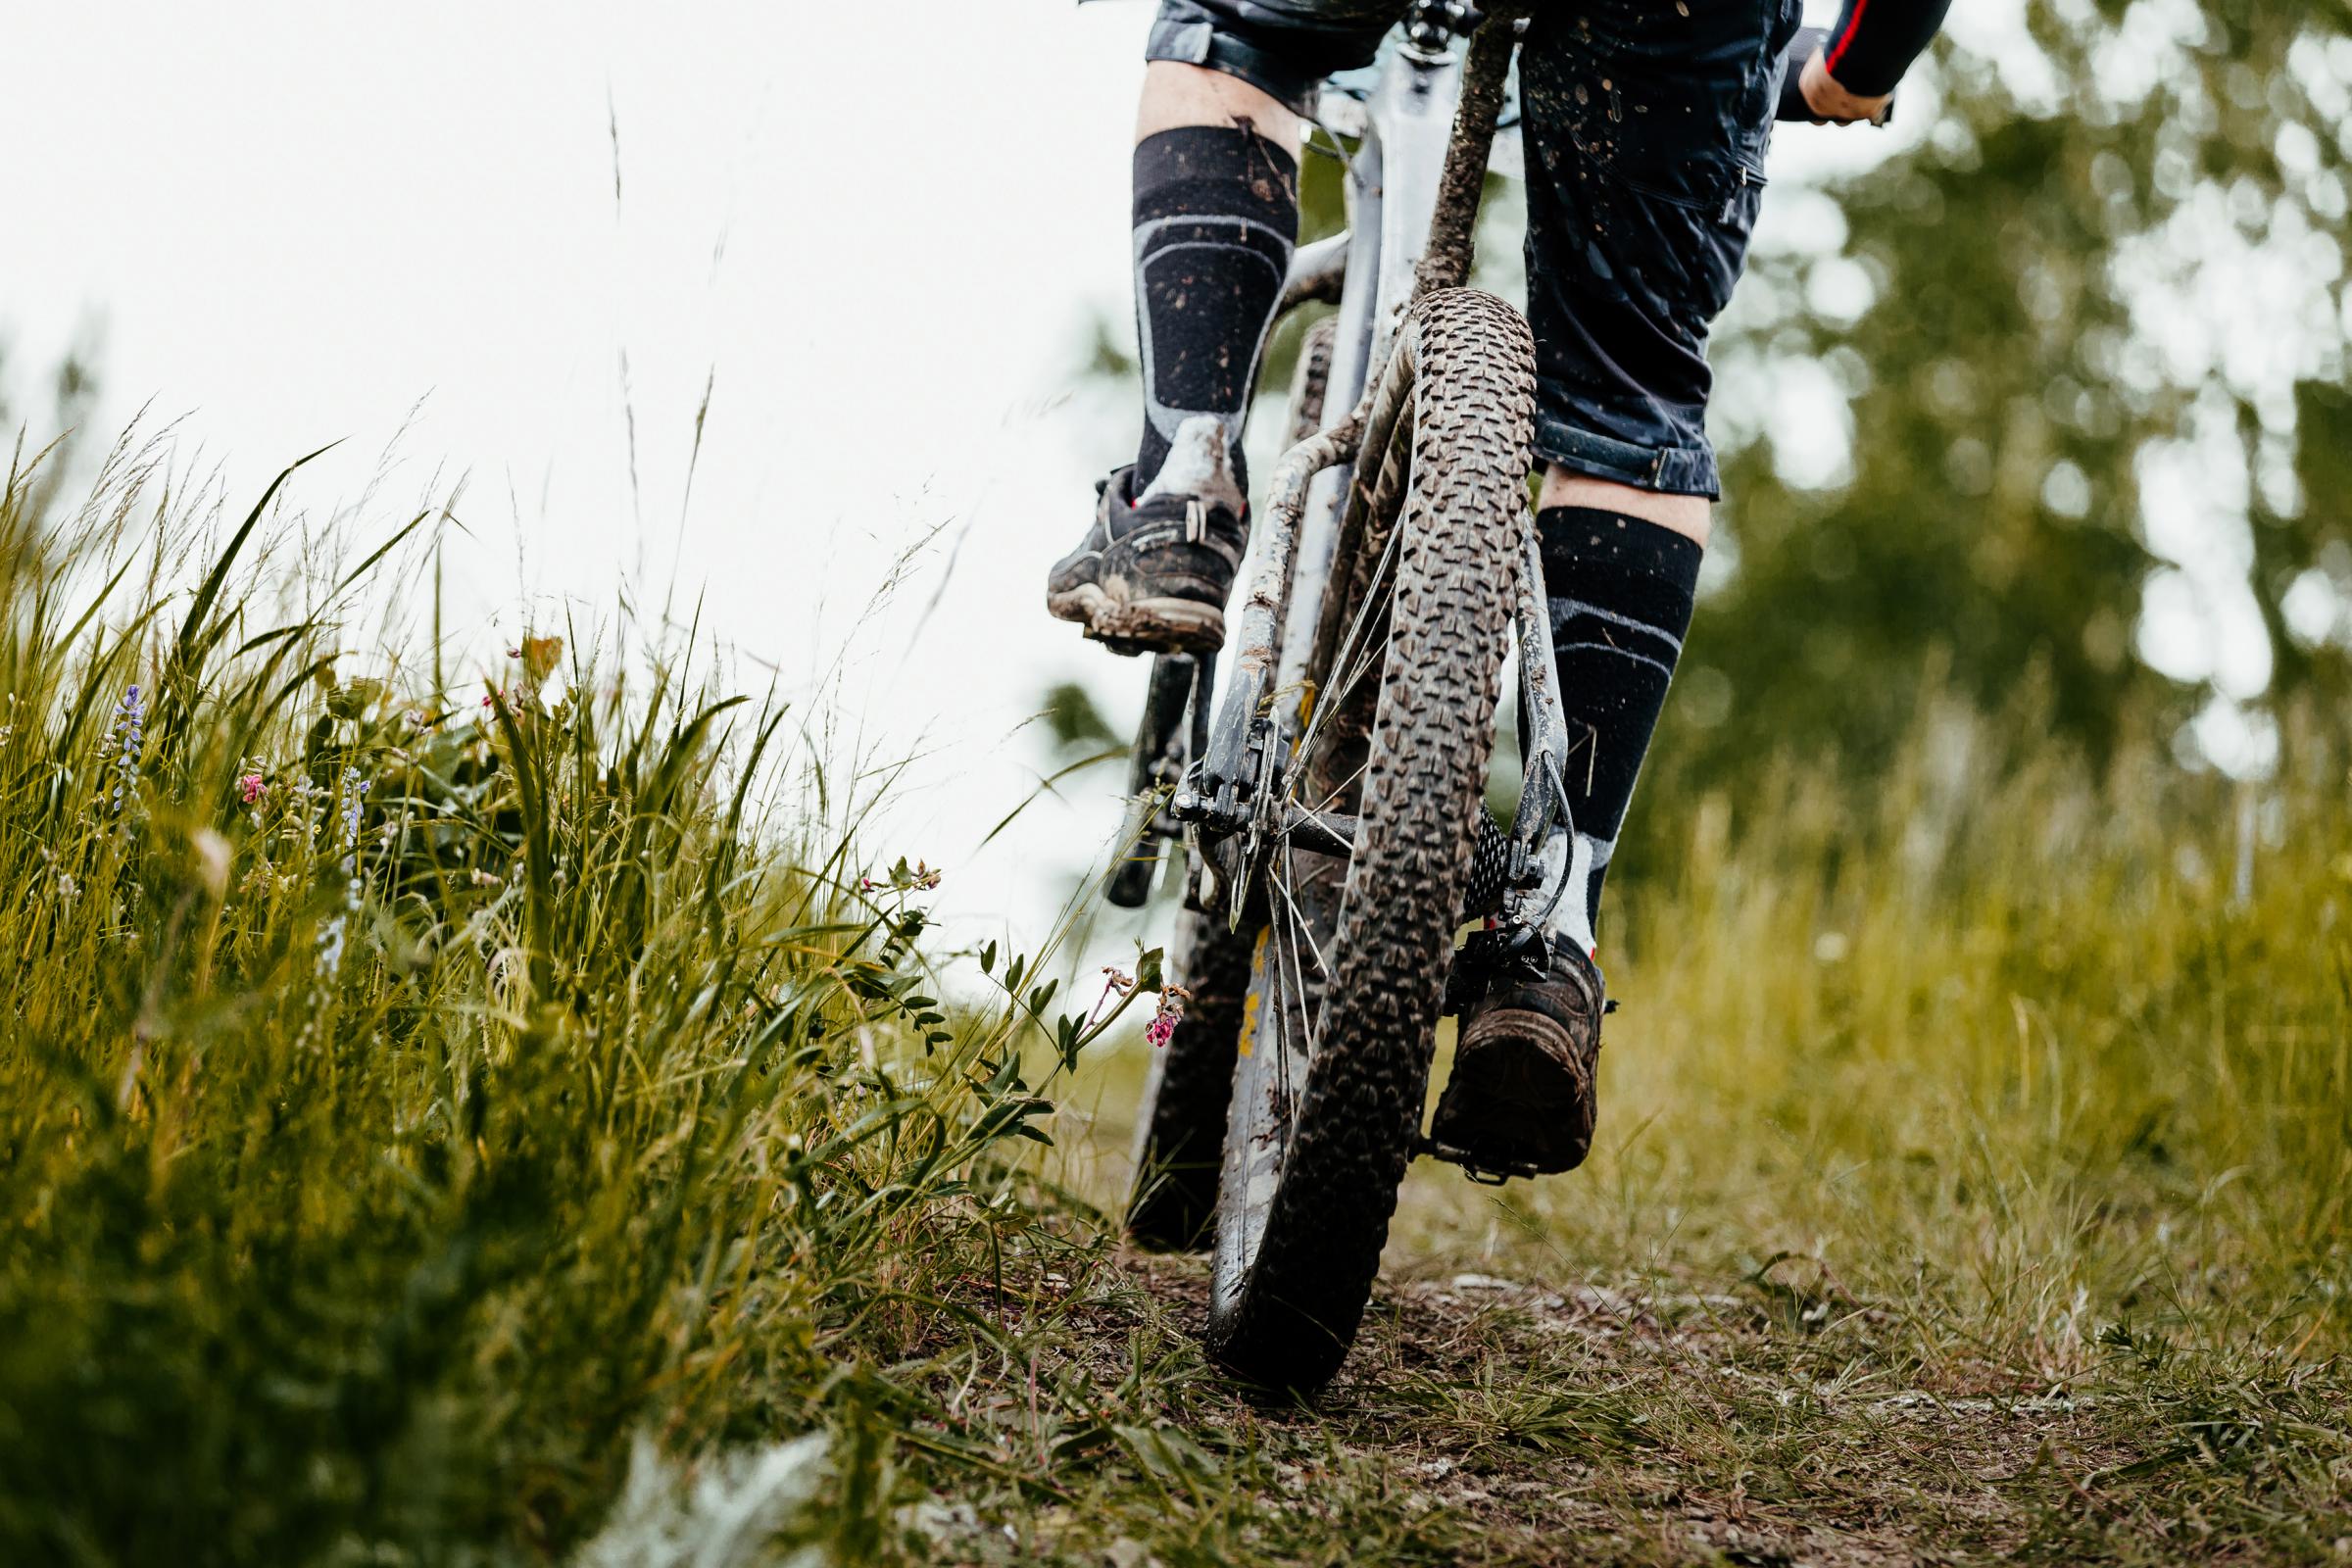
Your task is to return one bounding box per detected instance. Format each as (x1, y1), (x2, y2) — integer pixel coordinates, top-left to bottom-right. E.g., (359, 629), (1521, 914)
(1819, 0), (1954, 97)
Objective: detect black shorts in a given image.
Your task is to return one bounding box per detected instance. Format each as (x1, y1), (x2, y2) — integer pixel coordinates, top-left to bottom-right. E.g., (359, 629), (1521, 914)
(1147, 0), (1801, 498)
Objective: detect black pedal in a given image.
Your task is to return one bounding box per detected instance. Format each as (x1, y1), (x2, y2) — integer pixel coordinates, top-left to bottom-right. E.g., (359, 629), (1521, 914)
(1414, 1134), (1540, 1184)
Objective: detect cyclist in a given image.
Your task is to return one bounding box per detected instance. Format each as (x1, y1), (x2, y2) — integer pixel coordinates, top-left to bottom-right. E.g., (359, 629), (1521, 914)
(1050, 0), (1951, 1178)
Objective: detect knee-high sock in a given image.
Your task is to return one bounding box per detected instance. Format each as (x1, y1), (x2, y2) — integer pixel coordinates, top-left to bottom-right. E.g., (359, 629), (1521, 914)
(1131, 126), (1298, 502)
(1537, 507), (1702, 955)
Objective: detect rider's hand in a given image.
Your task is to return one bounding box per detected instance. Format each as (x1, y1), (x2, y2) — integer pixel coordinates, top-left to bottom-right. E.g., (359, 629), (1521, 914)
(1799, 48), (1894, 125)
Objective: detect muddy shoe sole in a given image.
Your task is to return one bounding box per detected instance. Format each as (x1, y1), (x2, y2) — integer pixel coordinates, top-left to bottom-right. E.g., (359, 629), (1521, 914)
(1047, 582), (1226, 657)
(1426, 1007), (1594, 1178)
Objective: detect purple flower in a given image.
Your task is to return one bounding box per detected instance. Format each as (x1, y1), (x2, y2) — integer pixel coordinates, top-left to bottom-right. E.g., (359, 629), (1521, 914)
(106, 685), (145, 814)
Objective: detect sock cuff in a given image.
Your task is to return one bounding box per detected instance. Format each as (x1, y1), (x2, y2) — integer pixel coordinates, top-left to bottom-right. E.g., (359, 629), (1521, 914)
(1537, 507), (1701, 644)
(1536, 507), (1703, 588)
(1133, 125), (1299, 229)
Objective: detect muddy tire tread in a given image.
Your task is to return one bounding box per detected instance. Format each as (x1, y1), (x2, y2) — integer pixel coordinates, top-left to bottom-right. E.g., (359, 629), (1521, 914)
(1206, 289), (1535, 1390)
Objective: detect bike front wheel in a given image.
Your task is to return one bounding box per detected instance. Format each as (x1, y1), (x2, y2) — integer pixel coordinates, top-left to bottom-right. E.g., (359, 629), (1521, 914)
(1206, 289), (1536, 1391)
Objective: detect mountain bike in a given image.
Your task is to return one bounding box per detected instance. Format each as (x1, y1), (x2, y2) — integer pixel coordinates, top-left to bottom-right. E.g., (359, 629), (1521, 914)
(1105, 2), (1841, 1392)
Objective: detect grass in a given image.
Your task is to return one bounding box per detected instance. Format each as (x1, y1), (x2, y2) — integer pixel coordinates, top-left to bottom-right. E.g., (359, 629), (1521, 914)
(1, 437), (2347, 1566)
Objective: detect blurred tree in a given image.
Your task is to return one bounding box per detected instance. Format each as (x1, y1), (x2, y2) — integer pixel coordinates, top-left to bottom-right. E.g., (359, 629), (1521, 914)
(1674, 0), (2352, 792)
(1, 339), (102, 517)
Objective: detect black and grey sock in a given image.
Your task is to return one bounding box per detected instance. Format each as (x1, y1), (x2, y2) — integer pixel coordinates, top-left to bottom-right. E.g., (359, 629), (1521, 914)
(1537, 506), (1703, 954)
(1130, 125), (1298, 501)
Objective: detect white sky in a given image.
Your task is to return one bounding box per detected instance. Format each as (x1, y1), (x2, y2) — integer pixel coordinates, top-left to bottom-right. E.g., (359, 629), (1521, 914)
(0, 1), (2292, 952)
(5, 0), (1169, 945)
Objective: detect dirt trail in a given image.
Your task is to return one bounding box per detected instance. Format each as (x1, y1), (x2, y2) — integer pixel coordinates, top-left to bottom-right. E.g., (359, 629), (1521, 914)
(1086, 1252), (2132, 1567)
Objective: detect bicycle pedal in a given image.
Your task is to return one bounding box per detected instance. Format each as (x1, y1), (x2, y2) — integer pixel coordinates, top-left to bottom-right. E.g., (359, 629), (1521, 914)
(1414, 1135), (1539, 1185)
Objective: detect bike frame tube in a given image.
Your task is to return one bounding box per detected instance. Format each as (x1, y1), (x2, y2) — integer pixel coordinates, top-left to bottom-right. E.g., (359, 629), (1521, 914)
(1270, 45), (1462, 763)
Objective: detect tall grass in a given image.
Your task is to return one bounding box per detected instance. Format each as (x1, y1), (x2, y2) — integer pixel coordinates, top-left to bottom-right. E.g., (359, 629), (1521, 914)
(1505, 683), (2352, 1362)
(0, 440), (1107, 1564)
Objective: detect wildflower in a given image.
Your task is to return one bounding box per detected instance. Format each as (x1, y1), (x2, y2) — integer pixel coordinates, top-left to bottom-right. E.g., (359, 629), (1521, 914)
(336, 768), (369, 864)
(1145, 984), (1193, 1049)
(238, 773), (268, 806)
(861, 858), (944, 896)
(105, 685), (145, 814)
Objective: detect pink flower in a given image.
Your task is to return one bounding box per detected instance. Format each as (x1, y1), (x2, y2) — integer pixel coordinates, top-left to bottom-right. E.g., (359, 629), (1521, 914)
(237, 773), (267, 806)
(1146, 984), (1192, 1048)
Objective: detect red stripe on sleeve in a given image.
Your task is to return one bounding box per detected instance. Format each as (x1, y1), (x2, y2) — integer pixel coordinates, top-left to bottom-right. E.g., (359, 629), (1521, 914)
(1826, 0), (1873, 74)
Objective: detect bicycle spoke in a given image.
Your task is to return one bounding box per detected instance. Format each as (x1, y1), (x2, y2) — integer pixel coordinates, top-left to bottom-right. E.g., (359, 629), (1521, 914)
(1270, 865), (1320, 1136)
(1307, 540), (1392, 747)
(1302, 754), (1373, 820)
(1272, 841), (1333, 983)
(1297, 518), (1402, 755)
(1254, 442), (1408, 1157)
(1291, 521), (1402, 801)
